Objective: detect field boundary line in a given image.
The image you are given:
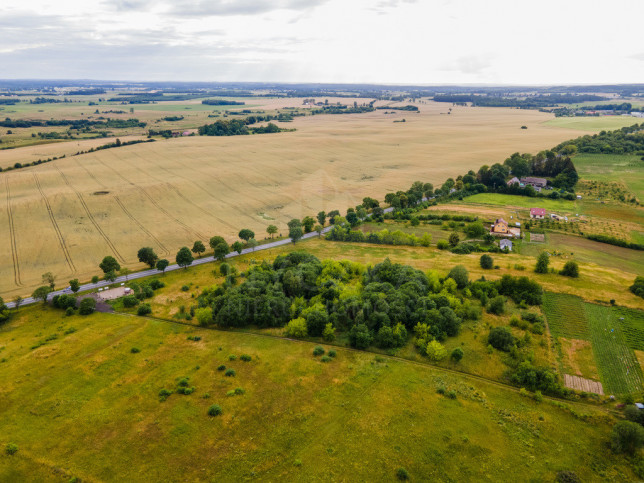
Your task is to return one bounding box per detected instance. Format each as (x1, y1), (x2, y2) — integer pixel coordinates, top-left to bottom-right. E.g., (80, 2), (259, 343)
(53, 164), (126, 263)
(32, 172), (76, 273)
(4, 176), (23, 287)
(113, 195), (170, 256)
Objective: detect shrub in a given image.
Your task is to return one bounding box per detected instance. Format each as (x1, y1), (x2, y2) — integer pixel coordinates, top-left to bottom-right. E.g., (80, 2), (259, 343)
(488, 327), (515, 351)
(447, 390), (457, 399)
(149, 279), (165, 290)
(228, 354), (237, 361)
(137, 304), (151, 316)
(78, 297), (96, 315)
(122, 295), (140, 307)
(181, 285), (190, 291)
(240, 354), (252, 362)
(436, 240), (449, 250)
(226, 390), (235, 397)
(225, 369), (236, 377)
(323, 322), (336, 342)
(534, 252), (549, 273)
(130, 347), (140, 353)
(328, 349), (337, 358)
(480, 254), (493, 269)
(348, 324), (373, 349)
(436, 386), (446, 395)
(234, 387), (245, 395)
(176, 386), (195, 395)
(611, 421), (644, 454)
(321, 356), (331, 363)
(208, 404), (222, 416)
(487, 296), (505, 315)
(91, 276), (99, 284)
(313, 346), (325, 356)
(217, 365), (226, 371)
(560, 260), (579, 278)
(65, 307), (74, 316)
(630, 276), (644, 299)
(555, 471), (579, 483)
(396, 468), (409, 481)
(284, 317), (308, 338)
(195, 307), (213, 326)
(5, 443), (18, 455)
(450, 347), (464, 362)
(159, 388), (172, 402)
(426, 340), (447, 361)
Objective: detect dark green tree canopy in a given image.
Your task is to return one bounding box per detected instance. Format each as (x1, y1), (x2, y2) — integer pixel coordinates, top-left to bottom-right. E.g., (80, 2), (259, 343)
(238, 229), (255, 242)
(99, 256), (121, 274)
(137, 247), (158, 267)
(176, 247), (194, 268)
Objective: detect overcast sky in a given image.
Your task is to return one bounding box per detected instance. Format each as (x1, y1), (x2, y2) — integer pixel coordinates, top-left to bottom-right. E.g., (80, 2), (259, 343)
(1, 0), (642, 84)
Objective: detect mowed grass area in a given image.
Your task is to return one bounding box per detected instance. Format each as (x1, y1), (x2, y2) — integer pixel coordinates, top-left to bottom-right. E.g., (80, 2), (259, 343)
(543, 293), (644, 394)
(460, 193), (579, 213)
(0, 306), (636, 481)
(544, 116), (642, 131)
(573, 153), (644, 200)
(0, 101), (591, 298)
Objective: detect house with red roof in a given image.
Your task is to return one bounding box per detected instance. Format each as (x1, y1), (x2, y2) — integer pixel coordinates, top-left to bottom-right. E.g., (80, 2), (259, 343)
(530, 208), (546, 219)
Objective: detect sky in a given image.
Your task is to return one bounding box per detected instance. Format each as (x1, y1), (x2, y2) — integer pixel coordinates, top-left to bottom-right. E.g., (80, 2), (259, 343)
(0, 0), (643, 85)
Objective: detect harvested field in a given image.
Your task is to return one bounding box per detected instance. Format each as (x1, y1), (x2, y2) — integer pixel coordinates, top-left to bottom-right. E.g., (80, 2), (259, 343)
(0, 101), (590, 297)
(563, 374), (604, 395)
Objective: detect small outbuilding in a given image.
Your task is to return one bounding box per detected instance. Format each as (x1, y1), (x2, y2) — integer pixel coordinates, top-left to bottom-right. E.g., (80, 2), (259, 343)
(500, 239), (513, 251)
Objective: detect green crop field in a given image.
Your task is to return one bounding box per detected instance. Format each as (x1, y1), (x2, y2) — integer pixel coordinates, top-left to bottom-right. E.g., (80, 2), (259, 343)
(461, 193), (578, 212)
(573, 153), (644, 200)
(543, 293), (644, 394)
(544, 116), (641, 131)
(0, 305), (636, 481)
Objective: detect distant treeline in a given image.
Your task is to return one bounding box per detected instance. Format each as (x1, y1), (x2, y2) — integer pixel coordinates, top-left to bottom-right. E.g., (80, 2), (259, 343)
(375, 105), (419, 111)
(0, 98), (19, 105)
(198, 120), (288, 136)
(310, 104), (375, 115)
(554, 123), (644, 155)
(0, 118), (146, 129)
(433, 94), (606, 108)
(582, 103), (642, 112)
(66, 88), (106, 95)
(202, 99), (245, 106)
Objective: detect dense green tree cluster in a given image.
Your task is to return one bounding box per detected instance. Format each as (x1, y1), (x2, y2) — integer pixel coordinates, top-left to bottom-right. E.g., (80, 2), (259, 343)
(326, 226), (431, 247)
(554, 123), (643, 155)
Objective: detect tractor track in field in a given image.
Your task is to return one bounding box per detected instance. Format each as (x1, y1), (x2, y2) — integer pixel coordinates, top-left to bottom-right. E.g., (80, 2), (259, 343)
(116, 312), (619, 416)
(4, 176), (23, 287)
(32, 173), (76, 273)
(54, 164), (126, 264)
(113, 195), (170, 256)
(91, 154), (206, 241)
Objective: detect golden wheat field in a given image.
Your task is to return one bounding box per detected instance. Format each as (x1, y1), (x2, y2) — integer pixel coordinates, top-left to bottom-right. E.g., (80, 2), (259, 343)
(0, 101), (588, 297)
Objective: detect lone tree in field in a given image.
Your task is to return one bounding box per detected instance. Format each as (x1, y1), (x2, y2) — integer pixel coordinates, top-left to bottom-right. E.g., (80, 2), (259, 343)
(137, 247), (158, 267)
(266, 225), (278, 239)
(69, 279), (80, 293)
(480, 254), (493, 269)
(611, 421), (644, 455)
(535, 252), (550, 274)
(156, 259), (169, 273)
(41, 272), (56, 289)
(99, 255), (121, 275)
(231, 241), (244, 255)
(176, 247), (194, 268)
(32, 286), (52, 304)
(317, 211), (326, 226)
(238, 229), (255, 242)
(191, 241), (206, 258)
(447, 265), (469, 289)
(560, 260), (579, 278)
(288, 219), (303, 243)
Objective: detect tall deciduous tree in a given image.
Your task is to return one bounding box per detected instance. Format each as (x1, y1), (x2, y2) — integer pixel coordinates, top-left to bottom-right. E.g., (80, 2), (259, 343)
(192, 241), (206, 258)
(238, 229), (255, 242)
(316, 211), (326, 226)
(69, 279), (81, 293)
(137, 247), (158, 267)
(266, 225), (278, 239)
(231, 241), (244, 254)
(41, 272), (56, 289)
(99, 256), (120, 274)
(288, 219), (303, 243)
(156, 259), (169, 273)
(176, 247), (194, 268)
(209, 236), (226, 254)
(535, 252), (549, 274)
(32, 286), (52, 304)
(302, 216), (315, 233)
(213, 242), (230, 261)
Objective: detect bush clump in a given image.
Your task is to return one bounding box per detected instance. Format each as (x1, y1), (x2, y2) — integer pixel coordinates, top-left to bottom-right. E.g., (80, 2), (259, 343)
(240, 354), (251, 362)
(78, 297), (96, 315)
(217, 364), (226, 371)
(327, 349), (337, 358)
(159, 388), (172, 402)
(488, 326), (515, 352)
(225, 369), (236, 377)
(228, 354), (237, 361)
(312, 346), (325, 356)
(122, 295), (140, 307)
(130, 347), (140, 353)
(396, 468), (409, 481)
(137, 303), (151, 316)
(5, 443), (18, 455)
(208, 404), (222, 416)
(321, 355), (331, 363)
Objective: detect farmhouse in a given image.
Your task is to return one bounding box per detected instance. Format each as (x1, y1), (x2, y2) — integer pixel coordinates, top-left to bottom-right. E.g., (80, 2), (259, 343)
(491, 218), (508, 234)
(507, 177), (520, 187)
(500, 239), (513, 251)
(530, 208), (546, 219)
(520, 176), (547, 189)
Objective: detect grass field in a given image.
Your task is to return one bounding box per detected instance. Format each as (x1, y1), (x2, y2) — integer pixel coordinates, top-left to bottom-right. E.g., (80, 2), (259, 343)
(573, 153), (644, 201)
(0, 305), (636, 481)
(543, 293), (644, 394)
(460, 193), (579, 212)
(544, 116), (641, 131)
(0, 101), (592, 298)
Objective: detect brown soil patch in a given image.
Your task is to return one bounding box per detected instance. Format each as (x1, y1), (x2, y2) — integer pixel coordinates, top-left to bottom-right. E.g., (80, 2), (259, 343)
(563, 374), (604, 395)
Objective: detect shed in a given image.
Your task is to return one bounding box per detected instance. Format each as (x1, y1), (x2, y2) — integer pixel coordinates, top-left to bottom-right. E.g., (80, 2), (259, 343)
(500, 239), (513, 251)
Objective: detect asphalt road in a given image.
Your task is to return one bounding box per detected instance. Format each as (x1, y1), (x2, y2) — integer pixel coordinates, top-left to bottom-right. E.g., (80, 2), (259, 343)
(5, 204), (404, 309)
